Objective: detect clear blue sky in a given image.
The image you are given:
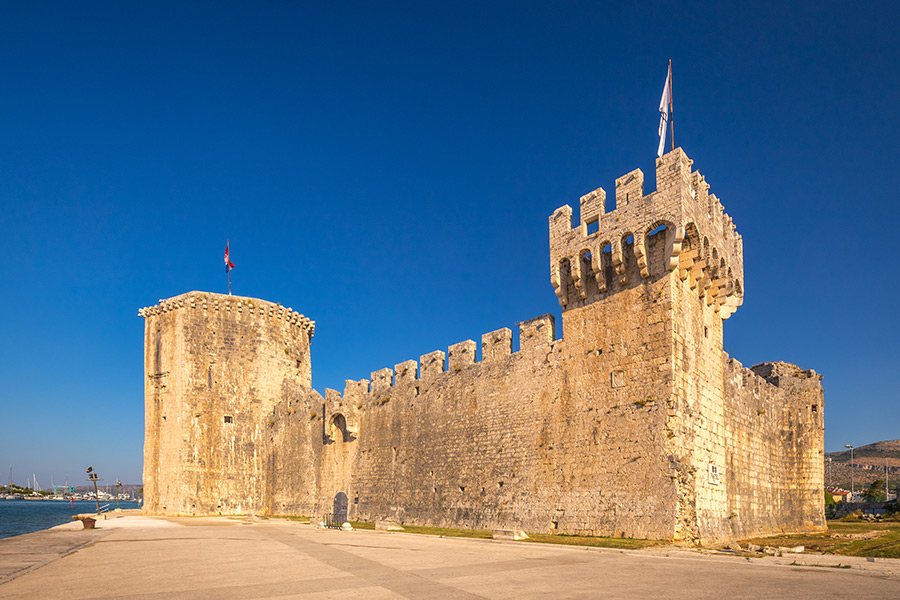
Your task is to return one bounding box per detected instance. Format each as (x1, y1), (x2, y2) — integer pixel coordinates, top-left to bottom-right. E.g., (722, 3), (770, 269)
(1, 2), (897, 487)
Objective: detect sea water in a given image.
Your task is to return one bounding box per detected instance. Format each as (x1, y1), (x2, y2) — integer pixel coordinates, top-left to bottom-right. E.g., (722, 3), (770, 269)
(0, 499), (141, 539)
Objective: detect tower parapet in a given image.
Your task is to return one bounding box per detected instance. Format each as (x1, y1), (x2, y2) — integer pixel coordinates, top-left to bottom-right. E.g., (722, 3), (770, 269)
(549, 148), (743, 319)
(138, 293), (315, 338)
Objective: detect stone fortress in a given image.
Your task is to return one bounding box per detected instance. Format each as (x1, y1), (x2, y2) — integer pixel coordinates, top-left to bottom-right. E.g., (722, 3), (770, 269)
(139, 148), (825, 545)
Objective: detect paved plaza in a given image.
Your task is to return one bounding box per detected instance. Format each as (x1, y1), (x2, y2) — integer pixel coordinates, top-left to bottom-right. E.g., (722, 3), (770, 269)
(0, 514), (897, 599)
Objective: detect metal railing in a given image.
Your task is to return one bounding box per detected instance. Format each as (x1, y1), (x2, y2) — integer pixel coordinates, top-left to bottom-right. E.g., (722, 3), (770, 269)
(323, 513), (347, 529)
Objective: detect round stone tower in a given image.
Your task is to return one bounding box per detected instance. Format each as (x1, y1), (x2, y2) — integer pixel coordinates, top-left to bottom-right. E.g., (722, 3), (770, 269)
(138, 291), (314, 515)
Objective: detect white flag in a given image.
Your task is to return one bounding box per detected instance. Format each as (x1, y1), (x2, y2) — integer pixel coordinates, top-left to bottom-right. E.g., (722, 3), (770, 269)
(657, 67), (671, 157)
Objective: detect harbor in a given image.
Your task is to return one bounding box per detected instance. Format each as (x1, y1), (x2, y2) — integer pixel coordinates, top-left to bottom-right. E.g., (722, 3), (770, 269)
(0, 499), (141, 540)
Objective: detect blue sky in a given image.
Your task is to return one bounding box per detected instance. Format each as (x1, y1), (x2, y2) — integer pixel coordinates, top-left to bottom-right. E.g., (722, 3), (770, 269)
(1, 2), (897, 486)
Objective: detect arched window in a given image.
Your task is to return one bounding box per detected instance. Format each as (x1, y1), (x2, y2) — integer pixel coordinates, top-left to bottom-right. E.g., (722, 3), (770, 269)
(330, 414), (349, 443)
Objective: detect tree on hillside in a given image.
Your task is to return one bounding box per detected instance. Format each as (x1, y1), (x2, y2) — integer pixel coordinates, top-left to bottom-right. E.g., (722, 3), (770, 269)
(865, 479), (887, 502)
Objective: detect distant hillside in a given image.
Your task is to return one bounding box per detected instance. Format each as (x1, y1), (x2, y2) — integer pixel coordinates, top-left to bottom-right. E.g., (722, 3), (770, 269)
(827, 439), (900, 463)
(825, 439), (900, 492)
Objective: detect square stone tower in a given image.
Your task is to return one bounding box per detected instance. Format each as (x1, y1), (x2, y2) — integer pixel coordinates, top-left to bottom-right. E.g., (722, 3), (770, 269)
(548, 149), (823, 542)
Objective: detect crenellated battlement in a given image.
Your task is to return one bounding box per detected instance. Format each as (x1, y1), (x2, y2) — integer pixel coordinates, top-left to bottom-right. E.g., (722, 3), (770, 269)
(549, 148), (744, 319)
(340, 314), (557, 399)
(138, 290), (316, 338)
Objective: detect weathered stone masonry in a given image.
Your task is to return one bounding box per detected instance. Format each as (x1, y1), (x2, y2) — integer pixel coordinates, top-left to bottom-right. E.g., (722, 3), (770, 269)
(140, 148), (825, 544)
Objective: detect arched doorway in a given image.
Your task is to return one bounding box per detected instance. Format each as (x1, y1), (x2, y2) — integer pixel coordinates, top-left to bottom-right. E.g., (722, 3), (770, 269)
(333, 491), (348, 524)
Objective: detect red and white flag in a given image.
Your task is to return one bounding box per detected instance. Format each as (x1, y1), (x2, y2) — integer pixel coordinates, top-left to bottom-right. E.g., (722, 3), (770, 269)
(224, 241), (235, 273)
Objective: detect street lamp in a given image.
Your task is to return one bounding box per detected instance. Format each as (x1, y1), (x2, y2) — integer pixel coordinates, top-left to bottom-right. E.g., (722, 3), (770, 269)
(844, 445), (855, 501)
(86, 466), (103, 515)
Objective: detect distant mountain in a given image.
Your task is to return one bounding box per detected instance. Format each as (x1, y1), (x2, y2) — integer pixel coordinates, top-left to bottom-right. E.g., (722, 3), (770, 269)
(827, 439), (900, 465)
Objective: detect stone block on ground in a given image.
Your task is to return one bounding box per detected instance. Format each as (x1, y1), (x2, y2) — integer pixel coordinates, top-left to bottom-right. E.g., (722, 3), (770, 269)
(493, 529), (529, 541)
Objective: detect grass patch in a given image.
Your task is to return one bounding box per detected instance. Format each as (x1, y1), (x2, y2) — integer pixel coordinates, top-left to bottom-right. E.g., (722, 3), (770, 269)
(271, 516), (663, 549)
(525, 533), (666, 550)
(740, 521), (900, 559)
(343, 521), (662, 548)
(384, 523), (492, 538)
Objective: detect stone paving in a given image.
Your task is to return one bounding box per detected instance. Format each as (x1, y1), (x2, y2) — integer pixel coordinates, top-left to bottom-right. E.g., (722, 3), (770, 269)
(0, 515), (897, 599)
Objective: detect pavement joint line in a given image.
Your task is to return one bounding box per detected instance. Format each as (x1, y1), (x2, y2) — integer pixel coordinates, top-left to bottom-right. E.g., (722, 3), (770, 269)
(295, 524), (900, 577)
(261, 526), (489, 599)
(75, 575), (379, 600)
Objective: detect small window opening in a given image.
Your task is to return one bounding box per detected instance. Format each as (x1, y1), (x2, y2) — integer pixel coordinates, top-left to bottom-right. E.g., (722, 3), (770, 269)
(709, 463), (721, 485)
(586, 220), (599, 235)
(704, 327), (708, 338)
(459, 485), (465, 492)
(224, 415), (233, 424)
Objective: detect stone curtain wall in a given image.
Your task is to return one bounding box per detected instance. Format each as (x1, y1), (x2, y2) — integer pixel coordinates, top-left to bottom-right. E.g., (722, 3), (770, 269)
(139, 292), (314, 516)
(722, 361), (825, 539)
(264, 232), (681, 540)
(348, 270), (676, 538)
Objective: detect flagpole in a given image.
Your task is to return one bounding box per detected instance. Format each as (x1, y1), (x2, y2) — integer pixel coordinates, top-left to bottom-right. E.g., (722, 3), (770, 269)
(669, 59), (674, 151)
(226, 239), (232, 296)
